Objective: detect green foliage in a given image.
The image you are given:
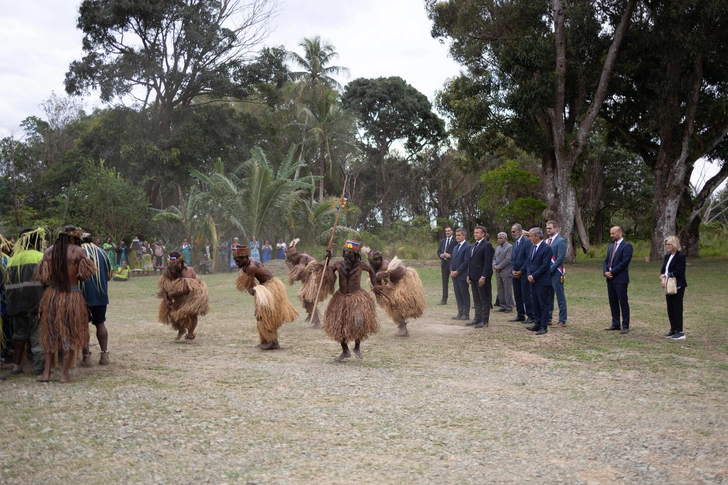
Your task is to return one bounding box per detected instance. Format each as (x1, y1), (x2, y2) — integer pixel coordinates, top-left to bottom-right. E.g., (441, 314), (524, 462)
(63, 162), (150, 241)
(478, 161), (546, 228)
(698, 222), (728, 257)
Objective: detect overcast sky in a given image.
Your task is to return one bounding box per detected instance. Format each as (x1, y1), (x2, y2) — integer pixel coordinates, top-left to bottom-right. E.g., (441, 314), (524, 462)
(0, 0), (461, 134)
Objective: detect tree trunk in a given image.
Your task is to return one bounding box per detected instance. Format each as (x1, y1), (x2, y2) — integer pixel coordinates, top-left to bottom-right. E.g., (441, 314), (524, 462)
(650, 149), (687, 260)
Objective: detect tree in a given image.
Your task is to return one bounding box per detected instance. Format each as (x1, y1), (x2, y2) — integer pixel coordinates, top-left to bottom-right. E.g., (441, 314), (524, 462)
(428, 0), (638, 261)
(287, 36), (349, 93)
(65, 0), (277, 136)
(64, 162), (150, 242)
(479, 161), (547, 230)
(342, 76), (446, 228)
(604, 0), (728, 258)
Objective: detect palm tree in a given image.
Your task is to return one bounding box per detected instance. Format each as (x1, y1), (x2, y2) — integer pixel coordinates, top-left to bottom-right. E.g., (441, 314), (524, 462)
(193, 146), (315, 243)
(298, 90), (357, 201)
(287, 36), (349, 93)
(287, 37), (350, 181)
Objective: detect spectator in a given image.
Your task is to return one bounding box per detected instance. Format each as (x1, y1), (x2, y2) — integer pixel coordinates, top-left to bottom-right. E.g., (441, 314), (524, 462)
(262, 240), (272, 263)
(276, 238), (286, 259)
(660, 236), (687, 340)
(249, 236), (261, 260)
(113, 260), (130, 281)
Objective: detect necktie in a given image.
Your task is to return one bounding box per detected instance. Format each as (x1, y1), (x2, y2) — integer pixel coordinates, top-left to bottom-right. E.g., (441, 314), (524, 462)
(531, 244), (537, 259)
(546, 237), (552, 245)
(609, 242), (619, 267)
(471, 240), (479, 256)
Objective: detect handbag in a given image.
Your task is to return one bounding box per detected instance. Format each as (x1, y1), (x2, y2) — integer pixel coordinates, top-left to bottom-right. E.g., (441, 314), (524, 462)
(665, 275), (677, 295)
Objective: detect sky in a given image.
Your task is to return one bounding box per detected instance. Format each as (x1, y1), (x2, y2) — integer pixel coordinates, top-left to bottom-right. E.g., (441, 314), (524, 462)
(0, 0), (462, 134)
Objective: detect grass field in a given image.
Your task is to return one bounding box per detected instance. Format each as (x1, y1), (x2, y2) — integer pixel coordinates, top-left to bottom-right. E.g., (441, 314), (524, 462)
(1, 257), (727, 484)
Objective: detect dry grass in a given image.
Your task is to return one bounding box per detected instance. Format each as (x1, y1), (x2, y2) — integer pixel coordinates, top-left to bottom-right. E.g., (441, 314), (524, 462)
(2, 258), (727, 484)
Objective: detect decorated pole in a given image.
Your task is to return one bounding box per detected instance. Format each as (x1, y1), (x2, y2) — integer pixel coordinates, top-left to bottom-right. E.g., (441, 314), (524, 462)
(310, 181), (348, 320)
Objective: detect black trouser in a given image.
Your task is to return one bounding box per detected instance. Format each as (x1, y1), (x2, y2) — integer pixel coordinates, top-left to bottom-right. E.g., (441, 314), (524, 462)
(452, 277), (470, 318)
(440, 259), (451, 302)
(607, 280), (630, 329)
(666, 287), (685, 332)
(470, 278), (492, 323)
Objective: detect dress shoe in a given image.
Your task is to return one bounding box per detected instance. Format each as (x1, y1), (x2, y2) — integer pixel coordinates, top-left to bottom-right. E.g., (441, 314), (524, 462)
(474, 322), (487, 328)
(497, 307), (507, 312)
(604, 326), (620, 331)
(554, 322), (566, 328)
(456, 316), (470, 321)
(465, 319), (479, 326)
(547, 321), (553, 326)
(535, 328), (547, 335)
(437, 300), (447, 305)
(451, 315), (462, 320)
(526, 325), (539, 332)
(526, 318), (535, 323)
(510, 316), (526, 322)
(620, 328), (629, 334)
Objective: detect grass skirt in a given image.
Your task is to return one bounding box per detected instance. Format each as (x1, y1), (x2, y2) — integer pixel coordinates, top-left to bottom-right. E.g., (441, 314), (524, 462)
(375, 268), (426, 324)
(158, 277), (210, 333)
(297, 261), (332, 304)
(323, 289), (379, 342)
(287, 263), (307, 285)
(39, 287), (90, 352)
(237, 272), (299, 342)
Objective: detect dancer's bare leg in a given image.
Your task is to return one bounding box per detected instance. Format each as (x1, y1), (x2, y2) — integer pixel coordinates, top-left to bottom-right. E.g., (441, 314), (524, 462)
(60, 350), (74, 383)
(353, 340), (363, 359)
(37, 351), (52, 382)
(334, 341), (351, 362)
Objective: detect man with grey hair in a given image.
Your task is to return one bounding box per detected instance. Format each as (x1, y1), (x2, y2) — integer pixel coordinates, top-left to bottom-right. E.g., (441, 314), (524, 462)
(493, 232), (514, 313)
(510, 224), (533, 323)
(525, 227), (553, 335)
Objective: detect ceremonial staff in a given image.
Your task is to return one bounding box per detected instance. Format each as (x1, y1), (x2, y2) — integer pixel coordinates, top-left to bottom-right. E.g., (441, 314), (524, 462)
(310, 179), (348, 320)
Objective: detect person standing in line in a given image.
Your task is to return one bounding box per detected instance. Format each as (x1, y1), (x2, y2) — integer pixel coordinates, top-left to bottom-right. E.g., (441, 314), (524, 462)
(437, 227), (456, 305)
(545, 220), (567, 327)
(276, 238), (286, 259)
(449, 228), (471, 321)
(525, 227), (553, 336)
(493, 232), (514, 313)
(262, 240), (272, 263)
(660, 236), (687, 340)
(510, 224), (534, 323)
(466, 226), (494, 328)
(603, 226), (633, 334)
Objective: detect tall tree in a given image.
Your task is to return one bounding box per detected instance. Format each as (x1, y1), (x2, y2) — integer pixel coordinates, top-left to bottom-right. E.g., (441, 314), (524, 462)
(604, 0), (728, 258)
(65, 0), (277, 135)
(428, 0), (637, 261)
(287, 36), (349, 93)
(342, 76), (446, 229)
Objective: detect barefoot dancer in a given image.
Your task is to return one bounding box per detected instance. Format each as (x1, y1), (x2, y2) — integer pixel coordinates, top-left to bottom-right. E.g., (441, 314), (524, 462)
(285, 239), (327, 328)
(367, 249), (426, 337)
(322, 240), (379, 362)
(157, 252), (209, 343)
(36, 226), (97, 383)
(234, 246), (298, 350)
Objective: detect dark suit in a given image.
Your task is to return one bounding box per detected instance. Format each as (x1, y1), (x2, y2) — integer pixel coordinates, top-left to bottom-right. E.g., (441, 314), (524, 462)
(511, 235), (533, 320)
(603, 239), (633, 329)
(450, 241), (471, 318)
(437, 235), (456, 303)
(661, 251), (687, 333)
(546, 234), (567, 323)
(468, 239), (494, 324)
(526, 241), (553, 331)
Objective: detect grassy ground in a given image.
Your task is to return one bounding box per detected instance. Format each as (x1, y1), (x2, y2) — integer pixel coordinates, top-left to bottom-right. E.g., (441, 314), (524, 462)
(1, 257), (727, 484)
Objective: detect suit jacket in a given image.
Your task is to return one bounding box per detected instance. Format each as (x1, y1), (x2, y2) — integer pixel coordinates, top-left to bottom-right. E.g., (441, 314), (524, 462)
(511, 235), (532, 273)
(450, 241), (470, 281)
(603, 239), (633, 284)
(546, 234), (566, 275)
(493, 242), (512, 275)
(438, 236), (456, 263)
(661, 251), (687, 288)
(468, 239), (494, 281)
(527, 241), (553, 287)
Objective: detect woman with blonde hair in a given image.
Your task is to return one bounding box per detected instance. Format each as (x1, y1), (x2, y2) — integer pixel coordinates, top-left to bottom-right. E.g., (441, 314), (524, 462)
(660, 235), (687, 340)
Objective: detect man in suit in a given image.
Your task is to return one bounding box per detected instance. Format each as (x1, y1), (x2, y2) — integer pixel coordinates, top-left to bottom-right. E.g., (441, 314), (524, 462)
(493, 232), (514, 313)
(545, 220), (567, 327)
(437, 227), (456, 305)
(525, 227), (553, 336)
(603, 226), (633, 334)
(510, 224), (534, 323)
(449, 228), (471, 321)
(467, 226), (494, 328)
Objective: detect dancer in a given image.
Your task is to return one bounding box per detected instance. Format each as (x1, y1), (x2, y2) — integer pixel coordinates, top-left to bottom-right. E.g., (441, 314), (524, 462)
(322, 240), (379, 362)
(367, 248), (426, 337)
(157, 252), (209, 343)
(234, 246), (298, 350)
(285, 240), (327, 328)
